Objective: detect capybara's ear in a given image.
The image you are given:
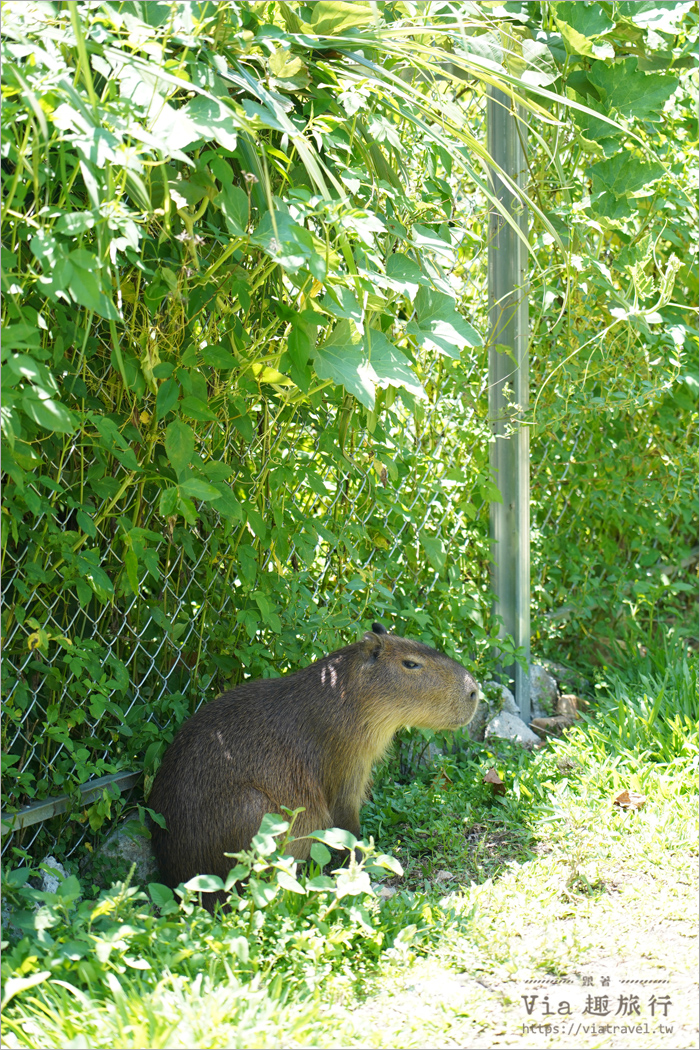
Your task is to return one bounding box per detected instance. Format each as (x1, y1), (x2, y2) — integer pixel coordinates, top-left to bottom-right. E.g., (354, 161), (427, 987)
(371, 622), (388, 634)
(361, 630), (384, 656)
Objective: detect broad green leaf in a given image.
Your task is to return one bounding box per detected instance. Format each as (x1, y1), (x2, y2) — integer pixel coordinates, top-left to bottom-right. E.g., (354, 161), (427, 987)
(67, 250), (119, 320)
(77, 510), (97, 537)
(306, 827), (357, 850)
(554, 2), (614, 38)
(407, 287), (481, 358)
(165, 419), (195, 476)
(420, 530), (447, 573)
(156, 378), (180, 419)
(321, 286), (362, 321)
(179, 478), (223, 501)
(309, 1), (374, 35)
(385, 253), (427, 297)
(148, 882), (175, 907)
(365, 328), (425, 400)
(180, 395), (218, 422)
(123, 545), (140, 594)
(588, 152), (665, 198)
(276, 869), (306, 894)
(55, 211), (95, 234)
(312, 320), (375, 409)
(21, 391), (77, 434)
(184, 874), (225, 892)
(333, 868), (374, 899)
(159, 486), (178, 518)
(617, 1), (694, 32)
(215, 183), (249, 236)
(202, 345), (237, 369)
(7, 354), (58, 394)
(588, 59), (678, 122)
(252, 208), (317, 273)
(310, 842), (332, 867)
(182, 95), (239, 151)
(248, 878), (278, 908)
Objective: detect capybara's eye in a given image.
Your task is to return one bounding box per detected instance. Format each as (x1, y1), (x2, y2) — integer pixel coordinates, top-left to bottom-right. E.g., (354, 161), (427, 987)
(402, 659), (420, 669)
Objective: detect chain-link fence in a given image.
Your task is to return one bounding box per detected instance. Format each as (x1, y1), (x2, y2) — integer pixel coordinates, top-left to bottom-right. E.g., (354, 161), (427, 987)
(2, 102), (498, 863)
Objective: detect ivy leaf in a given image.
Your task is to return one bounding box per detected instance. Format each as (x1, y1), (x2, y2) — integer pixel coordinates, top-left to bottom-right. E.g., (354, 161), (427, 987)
(165, 419), (195, 476)
(407, 287), (481, 358)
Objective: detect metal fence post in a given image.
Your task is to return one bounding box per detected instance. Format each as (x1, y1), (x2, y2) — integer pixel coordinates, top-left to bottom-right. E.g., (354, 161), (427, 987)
(487, 88), (530, 722)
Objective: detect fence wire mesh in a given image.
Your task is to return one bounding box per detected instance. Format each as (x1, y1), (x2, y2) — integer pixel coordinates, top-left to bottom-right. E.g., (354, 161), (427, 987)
(2, 103), (496, 863)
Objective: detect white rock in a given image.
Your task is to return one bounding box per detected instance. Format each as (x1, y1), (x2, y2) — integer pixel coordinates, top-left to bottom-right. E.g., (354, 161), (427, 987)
(40, 855), (67, 895)
(485, 711), (541, 747)
(481, 681), (518, 715)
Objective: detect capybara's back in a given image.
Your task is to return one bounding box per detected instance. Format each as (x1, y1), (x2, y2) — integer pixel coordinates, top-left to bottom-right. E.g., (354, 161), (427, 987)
(148, 624), (479, 891)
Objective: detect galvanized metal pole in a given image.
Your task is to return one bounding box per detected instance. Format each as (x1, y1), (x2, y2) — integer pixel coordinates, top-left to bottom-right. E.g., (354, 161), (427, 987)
(487, 88), (530, 722)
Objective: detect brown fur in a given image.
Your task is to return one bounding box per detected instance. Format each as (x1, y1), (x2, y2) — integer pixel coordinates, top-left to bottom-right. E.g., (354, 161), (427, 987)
(148, 626), (479, 897)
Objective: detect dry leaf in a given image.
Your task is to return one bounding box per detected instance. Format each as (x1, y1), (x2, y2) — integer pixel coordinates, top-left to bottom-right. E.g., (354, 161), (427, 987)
(613, 789), (647, 810)
(483, 766), (506, 795)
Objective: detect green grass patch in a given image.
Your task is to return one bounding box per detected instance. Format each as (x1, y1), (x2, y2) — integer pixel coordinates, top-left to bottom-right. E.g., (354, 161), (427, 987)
(2, 640), (697, 1049)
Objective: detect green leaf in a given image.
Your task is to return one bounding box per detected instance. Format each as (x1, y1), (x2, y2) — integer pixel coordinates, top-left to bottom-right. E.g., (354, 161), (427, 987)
(588, 152), (665, 198)
(180, 395), (218, 422)
(312, 320), (375, 409)
(156, 377), (180, 419)
(179, 478), (223, 501)
(164, 419), (195, 476)
(554, 2), (614, 38)
(76, 510), (97, 537)
(184, 874), (225, 893)
(310, 843), (332, 867)
(365, 328), (425, 400)
(215, 183), (249, 236)
(252, 207), (317, 274)
(202, 345), (237, 369)
(320, 286), (362, 322)
(1, 972), (51, 1010)
(182, 95), (239, 151)
(7, 354), (59, 394)
(123, 545), (140, 594)
(309, 1), (374, 34)
(276, 869), (306, 894)
(588, 59), (678, 122)
(148, 882), (175, 907)
(67, 250), (119, 320)
(407, 287), (481, 358)
(20, 391), (78, 434)
(420, 530), (447, 573)
(385, 253), (426, 297)
(617, 2), (694, 32)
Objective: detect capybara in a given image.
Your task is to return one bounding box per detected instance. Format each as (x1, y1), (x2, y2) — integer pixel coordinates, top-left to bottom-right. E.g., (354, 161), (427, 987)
(149, 623), (479, 896)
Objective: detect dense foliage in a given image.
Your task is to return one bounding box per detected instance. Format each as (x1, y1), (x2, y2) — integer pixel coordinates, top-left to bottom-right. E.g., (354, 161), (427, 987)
(1, 0), (697, 864)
